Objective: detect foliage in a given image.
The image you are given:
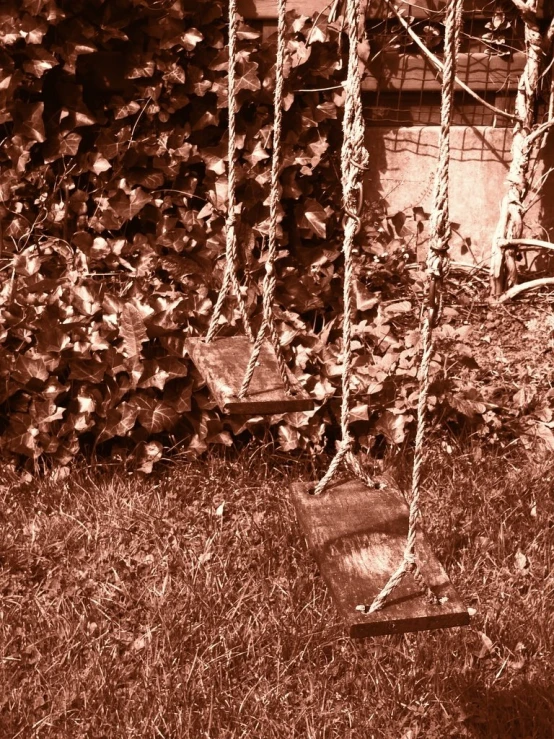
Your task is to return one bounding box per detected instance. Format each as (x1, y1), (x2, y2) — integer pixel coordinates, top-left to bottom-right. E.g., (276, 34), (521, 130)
(0, 0), (547, 470)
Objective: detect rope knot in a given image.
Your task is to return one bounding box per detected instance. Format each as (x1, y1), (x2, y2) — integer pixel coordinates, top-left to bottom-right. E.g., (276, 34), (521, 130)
(341, 434), (354, 453)
(343, 181), (364, 235)
(403, 549), (417, 568)
(426, 243), (450, 280)
(350, 149), (370, 172)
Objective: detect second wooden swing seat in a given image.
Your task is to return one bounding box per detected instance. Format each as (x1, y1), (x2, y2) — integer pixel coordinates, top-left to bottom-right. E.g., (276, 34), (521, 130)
(185, 335), (313, 415)
(186, 0), (313, 418)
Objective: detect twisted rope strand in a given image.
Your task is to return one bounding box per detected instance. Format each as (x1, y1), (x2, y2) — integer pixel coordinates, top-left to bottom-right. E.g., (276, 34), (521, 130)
(239, 0), (292, 398)
(428, 0), (463, 264)
(206, 0), (253, 344)
(312, 0), (372, 495)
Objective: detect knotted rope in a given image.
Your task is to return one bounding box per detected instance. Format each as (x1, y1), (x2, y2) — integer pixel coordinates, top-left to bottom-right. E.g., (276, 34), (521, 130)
(239, 0), (292, 398)
(312, 0), (371, 496)
(206, 0), (254, 344)
(366, 0), (463, 614)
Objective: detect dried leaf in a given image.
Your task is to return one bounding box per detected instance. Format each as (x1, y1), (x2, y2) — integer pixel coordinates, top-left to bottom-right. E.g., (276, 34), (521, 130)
(120, 304), (148, 358)
(476, 632), (494, 660)
(134, 441), (163, 474)
(514, 549), (529, 572)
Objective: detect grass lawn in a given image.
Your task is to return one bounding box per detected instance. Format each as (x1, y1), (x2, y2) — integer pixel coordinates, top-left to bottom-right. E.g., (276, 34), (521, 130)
(1, 442), (554, 738)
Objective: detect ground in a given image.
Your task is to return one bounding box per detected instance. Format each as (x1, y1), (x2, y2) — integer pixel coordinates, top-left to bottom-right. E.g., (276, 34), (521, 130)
(1, 286), (554, 738)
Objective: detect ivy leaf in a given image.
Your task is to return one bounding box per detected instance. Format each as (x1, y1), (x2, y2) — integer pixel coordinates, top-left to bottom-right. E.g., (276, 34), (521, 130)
(237, 23), (260, 40)
(449, 394), (487, 417)
(375, 410), (412, 444)
(182, 28), (203, 51)
(349, 404), (369, 422)
(244, 141), (269, 167)
(44, 131), (82, 162)
(73, 286), (102, 317)
(13, 250), (41, 277)
(139, 357), (188, 390)
(278, 424), (300, 452)
(528, 421), (554, 452)
(383, 300), (412, 317)
(235, 53), (261, 93)
(127, 169), (165, 189)
(513, 386), (535, 411)
(163, 379), (193, 413)
(299, 198), (328, 239)
(13, 101), (46, 142)
(89, 153), (112, 174)
(113, 98), (142, 119)
(12, 355), (49, 385)
(3, 417), (40, 458)
(354, 281), (379, 312)
(289, 40), (312, 68)
(22, 46), (59, 77)
(110, 188), (152, 222)
(99, 403), (140, 442)
(126, 55), (155, 79)
(69, 359), (107, 384)
(135, 396), (180, 433)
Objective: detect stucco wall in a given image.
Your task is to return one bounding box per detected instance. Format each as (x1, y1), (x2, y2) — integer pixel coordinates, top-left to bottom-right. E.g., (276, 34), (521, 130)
(365, 126), (554, 264)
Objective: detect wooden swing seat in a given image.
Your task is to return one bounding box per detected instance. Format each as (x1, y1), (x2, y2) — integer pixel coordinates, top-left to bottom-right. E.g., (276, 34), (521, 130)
(290, 477), (470, 637)
(186, 335), (314, 415)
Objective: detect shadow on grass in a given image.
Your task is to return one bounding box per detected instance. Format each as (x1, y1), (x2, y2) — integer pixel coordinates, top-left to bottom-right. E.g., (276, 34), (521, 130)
(456, 677), (554, 738)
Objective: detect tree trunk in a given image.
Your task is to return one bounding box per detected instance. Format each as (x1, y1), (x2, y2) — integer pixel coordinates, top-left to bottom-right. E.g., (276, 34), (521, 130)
(490, 3), (554, 296)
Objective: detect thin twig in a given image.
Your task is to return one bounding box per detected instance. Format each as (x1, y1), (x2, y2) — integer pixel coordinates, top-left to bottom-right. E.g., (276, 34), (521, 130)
(522, 166), (554, 214)
(296, 84), (344, 92)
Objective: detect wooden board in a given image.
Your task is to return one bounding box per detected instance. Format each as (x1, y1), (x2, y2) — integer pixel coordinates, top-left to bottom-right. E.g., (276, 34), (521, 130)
(290, 477), (470, 637)
(239, 0), (498, 20)
(186, 336), (314, 415)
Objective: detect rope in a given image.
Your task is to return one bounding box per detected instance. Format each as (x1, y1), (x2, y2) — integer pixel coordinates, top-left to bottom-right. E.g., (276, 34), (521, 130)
(427, 0), (463, 273)
(206, 0), (254, 344)
(238, 0), (291, 399)
(312, 0), (371, 496)
(365, 0), (463, 613)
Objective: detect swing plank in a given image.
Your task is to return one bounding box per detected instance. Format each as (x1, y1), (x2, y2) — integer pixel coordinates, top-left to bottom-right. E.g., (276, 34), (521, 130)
(186, 336), (314, 415)
(290, 477), (470, 637)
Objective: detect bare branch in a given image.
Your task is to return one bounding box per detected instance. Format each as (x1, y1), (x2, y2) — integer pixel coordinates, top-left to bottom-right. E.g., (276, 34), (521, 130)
(500, 237), (554, 250)
(500, 276), (554, 301)
(526, 118), (554, 146)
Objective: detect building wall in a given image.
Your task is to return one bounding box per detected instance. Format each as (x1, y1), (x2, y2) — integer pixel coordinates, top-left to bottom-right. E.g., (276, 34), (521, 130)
(365, 126), (554, 264)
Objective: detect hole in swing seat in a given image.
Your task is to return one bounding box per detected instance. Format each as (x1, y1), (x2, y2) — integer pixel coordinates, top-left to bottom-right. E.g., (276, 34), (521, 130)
(185, 335), (314, 415)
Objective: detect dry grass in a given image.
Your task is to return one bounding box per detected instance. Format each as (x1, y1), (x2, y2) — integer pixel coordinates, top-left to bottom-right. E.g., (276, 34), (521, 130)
(1, 442), (554, 738)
